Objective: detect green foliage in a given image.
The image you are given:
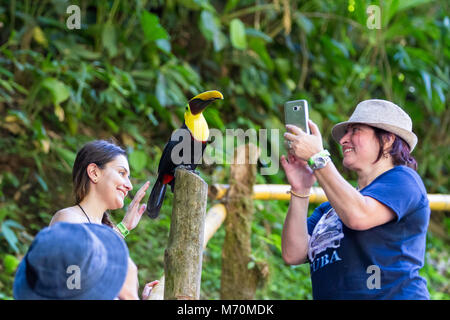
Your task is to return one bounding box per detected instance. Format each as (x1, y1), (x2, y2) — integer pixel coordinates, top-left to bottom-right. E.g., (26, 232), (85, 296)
(0, 0), (448, 299)
(0, 220), (24, 253)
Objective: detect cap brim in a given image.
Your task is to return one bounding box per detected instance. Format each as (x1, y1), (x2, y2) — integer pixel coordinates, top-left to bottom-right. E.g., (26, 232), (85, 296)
(331, 121), (417, 152)
(14, 224), (129, 300)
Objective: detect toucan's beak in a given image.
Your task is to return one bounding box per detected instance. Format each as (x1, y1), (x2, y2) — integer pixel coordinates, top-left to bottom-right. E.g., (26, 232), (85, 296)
(188, 90), (223, 115)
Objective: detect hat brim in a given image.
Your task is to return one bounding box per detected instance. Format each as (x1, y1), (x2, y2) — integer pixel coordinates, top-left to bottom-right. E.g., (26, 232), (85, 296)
(13, 224), (129, 300)
(331, 121), (417, 152)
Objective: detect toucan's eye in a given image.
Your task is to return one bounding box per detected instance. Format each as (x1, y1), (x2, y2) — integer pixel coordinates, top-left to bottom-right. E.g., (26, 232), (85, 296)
(185, 107), (188, 111)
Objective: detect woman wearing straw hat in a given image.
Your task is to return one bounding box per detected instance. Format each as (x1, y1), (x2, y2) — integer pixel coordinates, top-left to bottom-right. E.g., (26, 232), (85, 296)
(281, 99), (430, 299)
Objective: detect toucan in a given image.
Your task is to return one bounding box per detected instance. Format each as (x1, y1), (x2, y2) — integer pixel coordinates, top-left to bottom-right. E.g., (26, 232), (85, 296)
(146, 90), (224, 219)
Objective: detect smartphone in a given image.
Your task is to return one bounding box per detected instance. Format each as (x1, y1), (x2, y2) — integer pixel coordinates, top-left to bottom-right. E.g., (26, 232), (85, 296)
(284, 99), (310, 134)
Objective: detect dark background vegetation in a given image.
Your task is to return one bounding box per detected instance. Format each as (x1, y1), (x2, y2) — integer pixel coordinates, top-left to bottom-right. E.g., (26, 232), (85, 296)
(0, 0), (448, 299)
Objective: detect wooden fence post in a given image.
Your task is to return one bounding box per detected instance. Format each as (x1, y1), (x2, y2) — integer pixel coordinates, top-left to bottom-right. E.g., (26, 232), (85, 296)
(163, 167), (208, 300)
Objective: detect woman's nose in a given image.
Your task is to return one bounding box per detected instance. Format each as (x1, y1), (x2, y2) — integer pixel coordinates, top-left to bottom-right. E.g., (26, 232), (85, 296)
(340, 130), (350, 146)
(125, 178), (133, 191)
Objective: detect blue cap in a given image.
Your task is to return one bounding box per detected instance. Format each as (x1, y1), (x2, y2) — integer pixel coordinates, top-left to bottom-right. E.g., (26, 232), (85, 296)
(13, 222), (129, 300)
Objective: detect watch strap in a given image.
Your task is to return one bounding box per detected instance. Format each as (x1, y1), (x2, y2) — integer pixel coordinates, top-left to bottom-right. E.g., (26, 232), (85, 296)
(117, 222), (130, 238)
(308, 150), (330, 166)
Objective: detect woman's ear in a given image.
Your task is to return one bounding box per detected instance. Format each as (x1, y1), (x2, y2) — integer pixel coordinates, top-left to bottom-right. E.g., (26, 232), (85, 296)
(86, 163), (101, 183)
(383, 133), (395, 153)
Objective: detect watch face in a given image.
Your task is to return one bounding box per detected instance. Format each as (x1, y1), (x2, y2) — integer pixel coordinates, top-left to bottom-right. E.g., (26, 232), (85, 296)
(316, 157), (326, 166)
(313, 156), (329, 170)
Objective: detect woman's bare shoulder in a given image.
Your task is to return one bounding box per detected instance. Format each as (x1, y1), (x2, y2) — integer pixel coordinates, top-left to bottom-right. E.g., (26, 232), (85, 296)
(50, 206), (85, 226)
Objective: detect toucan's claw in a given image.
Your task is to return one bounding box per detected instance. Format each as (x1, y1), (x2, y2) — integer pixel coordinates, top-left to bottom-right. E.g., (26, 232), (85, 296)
(174, 164), (195, 173)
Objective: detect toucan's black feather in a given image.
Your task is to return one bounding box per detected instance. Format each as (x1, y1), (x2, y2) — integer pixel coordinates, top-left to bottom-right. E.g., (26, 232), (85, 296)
(146, 179), (166, 219)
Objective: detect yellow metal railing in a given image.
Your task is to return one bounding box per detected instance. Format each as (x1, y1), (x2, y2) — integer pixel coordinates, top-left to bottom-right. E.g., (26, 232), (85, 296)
(209, 184), (450, 211)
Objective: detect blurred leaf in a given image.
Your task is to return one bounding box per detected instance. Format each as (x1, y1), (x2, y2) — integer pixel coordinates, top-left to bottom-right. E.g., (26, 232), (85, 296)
(54, 146), (76, 167)
(200, 10), (218, 40)
(0, 79), (14, 92)
(34, 173), (48, 192)
(3, 254), (20, 274)
(141, 11), (169, 42)
(156, 39), (172, 54)
(294, 12), (314, 34)
(203, 107), (225, 130)
(245, 28), (273, 43)
(156, 72), (168, 107)
(54, 104), (65, 122)
(249, 38), (274, 71)
(32, 26), (48, 47)
(103, 22), (118, 58)
(397, 0), (437, 12)
(200, 10), (227, 51)
(230, 18), (247, 50)
(129, 150), (148, 173)
(7, 110), (30, 127)
(224, 0), (240, 12)
(1, 220), (24, 253)
(421, 71), (432, 100)
(40, 78), (70, 105)
(104, 117), (119, 133)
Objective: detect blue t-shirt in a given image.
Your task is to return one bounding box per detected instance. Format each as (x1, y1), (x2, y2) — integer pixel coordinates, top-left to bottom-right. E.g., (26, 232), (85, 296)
(307, 166), (430, 300)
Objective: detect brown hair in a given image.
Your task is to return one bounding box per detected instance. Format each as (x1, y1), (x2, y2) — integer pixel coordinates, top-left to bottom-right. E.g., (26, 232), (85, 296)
(72, 139), (127, 228)
(373, 127), (418, 171)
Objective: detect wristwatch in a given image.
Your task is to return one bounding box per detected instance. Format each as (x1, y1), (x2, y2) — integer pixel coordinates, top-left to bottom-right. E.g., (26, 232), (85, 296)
(116, 222), (130, 238)
(308, 150), (331, 171)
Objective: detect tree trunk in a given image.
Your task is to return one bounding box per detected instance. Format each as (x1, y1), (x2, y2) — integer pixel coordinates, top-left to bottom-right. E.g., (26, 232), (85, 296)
(220, 144), (268, 300)
(163, 167), (208, 300)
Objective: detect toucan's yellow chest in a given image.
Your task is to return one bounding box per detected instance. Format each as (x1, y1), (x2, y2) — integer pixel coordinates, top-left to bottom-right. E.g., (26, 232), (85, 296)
(184, 112), (209, 142)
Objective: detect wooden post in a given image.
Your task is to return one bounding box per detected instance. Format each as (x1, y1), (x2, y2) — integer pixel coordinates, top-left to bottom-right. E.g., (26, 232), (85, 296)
(163, 167), (208, 300)
(148, 203), (226, 300)
(220, 144), (268, 300)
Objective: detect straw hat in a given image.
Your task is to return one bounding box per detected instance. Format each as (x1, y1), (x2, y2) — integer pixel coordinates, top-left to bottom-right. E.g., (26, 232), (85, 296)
(13, 222), (129, 300)
(331, 99), (417, 151)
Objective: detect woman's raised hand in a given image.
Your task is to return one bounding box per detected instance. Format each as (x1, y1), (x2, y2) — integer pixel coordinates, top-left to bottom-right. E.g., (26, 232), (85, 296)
(281, 153), (316, 193)
(284, 120), (323, 161)
(122, 181), (150, 231)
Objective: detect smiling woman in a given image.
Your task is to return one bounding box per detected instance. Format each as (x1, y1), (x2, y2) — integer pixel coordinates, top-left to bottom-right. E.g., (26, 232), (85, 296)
(47, 140), (158, 300)
(281, 99), (430, 300)
(49, 139), (150, 233)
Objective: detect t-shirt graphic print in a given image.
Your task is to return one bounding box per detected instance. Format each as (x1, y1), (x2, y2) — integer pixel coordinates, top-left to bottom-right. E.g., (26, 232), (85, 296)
(308, 208), (344, 263)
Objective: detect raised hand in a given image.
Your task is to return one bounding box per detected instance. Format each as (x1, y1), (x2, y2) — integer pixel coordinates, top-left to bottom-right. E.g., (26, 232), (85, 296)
(281, 153), (316, 192)
(122, 181), (150, 231)
(284, 120), (324, 161)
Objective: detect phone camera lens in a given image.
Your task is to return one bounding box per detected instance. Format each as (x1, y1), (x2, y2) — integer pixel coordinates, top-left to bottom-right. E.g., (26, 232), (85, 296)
(293, 106), (299, 111)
